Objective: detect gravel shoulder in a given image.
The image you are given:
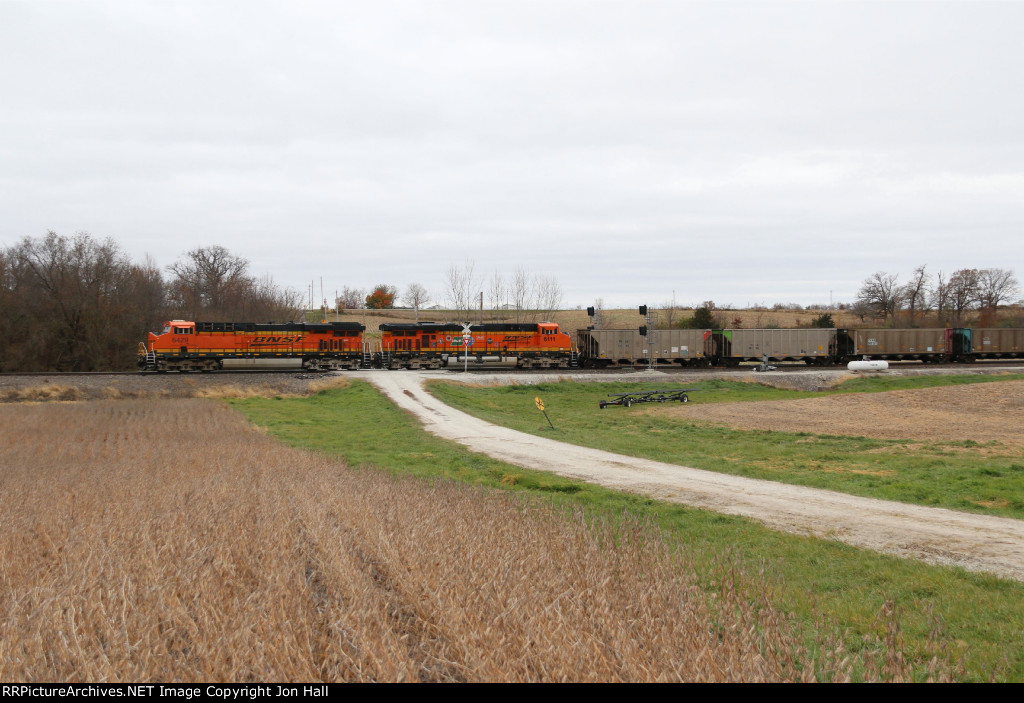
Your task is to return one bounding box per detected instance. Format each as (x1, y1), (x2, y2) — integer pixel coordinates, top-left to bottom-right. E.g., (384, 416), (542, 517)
(364, 369), (1024, 582)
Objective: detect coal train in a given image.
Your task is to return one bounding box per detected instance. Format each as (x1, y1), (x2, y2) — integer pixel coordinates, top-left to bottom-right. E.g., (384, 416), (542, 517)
(138, 319), (1024, 372)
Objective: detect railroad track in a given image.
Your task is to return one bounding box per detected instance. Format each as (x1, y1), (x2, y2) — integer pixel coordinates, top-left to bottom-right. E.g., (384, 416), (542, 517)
(2, 359), (1022, 379)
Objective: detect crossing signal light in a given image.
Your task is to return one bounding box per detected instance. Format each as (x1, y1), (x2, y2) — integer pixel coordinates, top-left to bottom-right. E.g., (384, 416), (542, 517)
(639, 325), (647, 336)
(587, 306), (595, 316)
(639, 305), (647, 316)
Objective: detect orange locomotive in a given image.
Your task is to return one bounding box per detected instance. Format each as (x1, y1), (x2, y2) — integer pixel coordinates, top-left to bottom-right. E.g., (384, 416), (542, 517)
(138, 320), (366, 372)
(378, 321), (577, 369)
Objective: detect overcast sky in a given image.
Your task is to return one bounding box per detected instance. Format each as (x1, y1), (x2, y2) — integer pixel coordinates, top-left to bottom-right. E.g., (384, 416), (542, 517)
(2, 1), (1022, 309)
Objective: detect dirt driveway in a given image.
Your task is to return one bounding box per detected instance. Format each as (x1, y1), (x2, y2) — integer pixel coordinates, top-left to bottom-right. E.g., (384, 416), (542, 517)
(366, 370), (1024, 582)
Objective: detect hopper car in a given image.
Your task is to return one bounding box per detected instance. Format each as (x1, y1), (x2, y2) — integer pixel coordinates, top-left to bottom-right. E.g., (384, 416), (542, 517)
(575, 326), (1024, 367)
(576, 328), (712, 368)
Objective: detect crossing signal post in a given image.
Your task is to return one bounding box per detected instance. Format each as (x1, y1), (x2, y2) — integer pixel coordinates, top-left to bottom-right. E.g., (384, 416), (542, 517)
(460, 323), (472, 372)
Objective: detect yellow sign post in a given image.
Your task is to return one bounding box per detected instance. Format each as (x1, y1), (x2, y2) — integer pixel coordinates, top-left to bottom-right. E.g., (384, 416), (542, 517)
(534, 397), (555, 429)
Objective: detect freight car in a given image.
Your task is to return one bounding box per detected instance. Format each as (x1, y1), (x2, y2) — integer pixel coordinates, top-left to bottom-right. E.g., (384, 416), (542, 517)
(576, 326), (1024, 367)
(578, 328), (838, 367)
(138, 320), (367, 372)
(712, 328), (838, 366)
(963, 328), (1024, 360)
(378, 321), (577, 369)
(576, 328), (712, 367)
(848, 328), (951, 362)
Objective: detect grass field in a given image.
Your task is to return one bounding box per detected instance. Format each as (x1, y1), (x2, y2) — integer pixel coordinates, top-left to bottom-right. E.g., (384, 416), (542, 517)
(231, 380), (1024, 681)
(0, 395), (966, 682)
(3, 373), (1021, 681)
(427, 374), (1024, 519)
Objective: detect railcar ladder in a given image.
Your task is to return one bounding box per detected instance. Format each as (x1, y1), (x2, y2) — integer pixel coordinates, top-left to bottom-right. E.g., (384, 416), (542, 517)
(569, 348), (579, 367)
(361, 344), (374, 369)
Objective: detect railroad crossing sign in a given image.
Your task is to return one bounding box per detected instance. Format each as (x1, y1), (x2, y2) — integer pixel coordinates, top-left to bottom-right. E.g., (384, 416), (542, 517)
(459, 323), (473, 372)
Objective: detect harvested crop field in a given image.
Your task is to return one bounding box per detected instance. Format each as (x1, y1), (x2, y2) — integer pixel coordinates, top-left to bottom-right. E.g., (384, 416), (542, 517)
(667, 380), (1024, 447)
(0, 372), (333, 402)
(1, 397), (913, 682)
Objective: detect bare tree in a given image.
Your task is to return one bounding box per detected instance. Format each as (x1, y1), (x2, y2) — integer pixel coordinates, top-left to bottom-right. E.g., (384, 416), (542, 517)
(166, 246), (301, 322)
(659, 294), (681, 329)
(243, 273), (303, 322)
(510, 266), (532, 324)
(487, 270), (505, 319)
(931, 271), (952, 325)
(848, 299), (873, 323)
(977, 268), (1019, 312)
(900, 265), (930, 325)
(336, 286), (365, 310)
(5, 231), (156, 371)
(445, 260), (478, 320)
(404, 282), (430, 321)
(948, 268), (980, 323)
(167, 246), (249, 319)
(533, 273), (563, 318)
(856, 272), (902, 322)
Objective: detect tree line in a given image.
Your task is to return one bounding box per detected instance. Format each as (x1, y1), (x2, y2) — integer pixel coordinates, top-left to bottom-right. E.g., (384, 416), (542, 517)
(0, 232), (301, 371)
(854, 266), (1019, 326)
(335, 261), (564, 324)
(0, 234), (567, 372)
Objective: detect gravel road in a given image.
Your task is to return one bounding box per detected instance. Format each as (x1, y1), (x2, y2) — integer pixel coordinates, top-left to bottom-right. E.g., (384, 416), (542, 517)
(365, 369), (1024, 582)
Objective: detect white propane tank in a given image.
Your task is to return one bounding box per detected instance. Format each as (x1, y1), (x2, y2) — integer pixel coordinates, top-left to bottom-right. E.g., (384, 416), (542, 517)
(847, 359), (889, 372)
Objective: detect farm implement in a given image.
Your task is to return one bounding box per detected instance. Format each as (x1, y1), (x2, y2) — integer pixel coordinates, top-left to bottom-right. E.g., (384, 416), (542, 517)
(599, 389), (699, 409)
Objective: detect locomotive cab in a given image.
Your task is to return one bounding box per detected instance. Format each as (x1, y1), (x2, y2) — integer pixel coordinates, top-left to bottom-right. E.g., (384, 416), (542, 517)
(147, 320), (195, 351)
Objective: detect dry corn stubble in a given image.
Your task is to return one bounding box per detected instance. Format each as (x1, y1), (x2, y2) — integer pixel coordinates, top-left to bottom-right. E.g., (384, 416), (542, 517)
(0, 399), (953, 682)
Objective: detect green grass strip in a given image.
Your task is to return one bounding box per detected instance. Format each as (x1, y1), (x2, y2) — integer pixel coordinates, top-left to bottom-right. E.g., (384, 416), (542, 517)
(427, 376), (1024, 519)
(230, 380), (1024, 681)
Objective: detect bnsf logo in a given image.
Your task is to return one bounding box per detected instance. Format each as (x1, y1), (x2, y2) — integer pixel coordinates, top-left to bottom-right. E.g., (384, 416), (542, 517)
(250, 336), (303, 346)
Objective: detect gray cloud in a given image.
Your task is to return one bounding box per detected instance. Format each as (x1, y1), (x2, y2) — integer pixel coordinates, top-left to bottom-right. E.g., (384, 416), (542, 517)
(2, 1), (1022, 309)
